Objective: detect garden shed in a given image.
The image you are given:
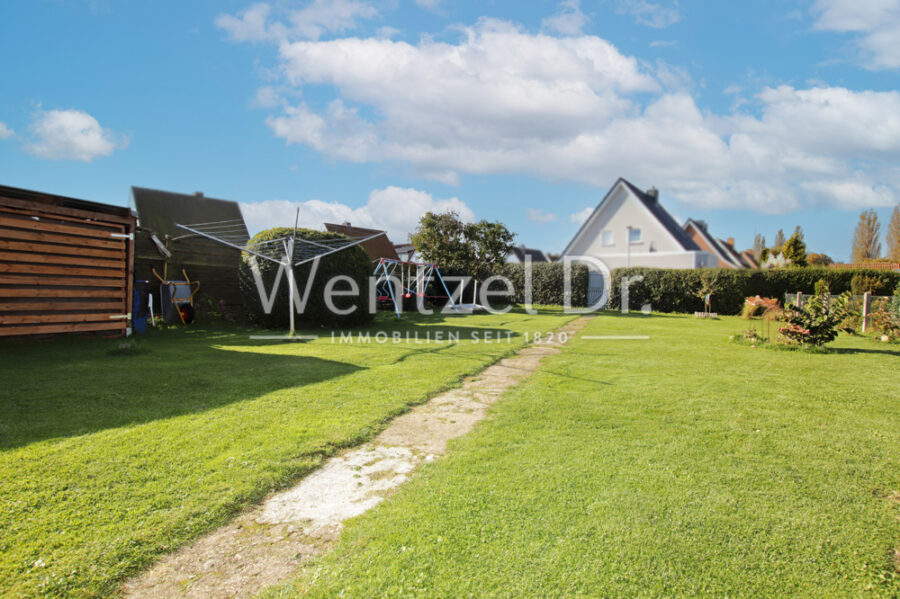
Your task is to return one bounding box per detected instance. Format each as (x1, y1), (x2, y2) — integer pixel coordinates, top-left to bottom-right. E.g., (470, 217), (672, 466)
(0, 184), (135, 337)
(132, 187), (248, 314)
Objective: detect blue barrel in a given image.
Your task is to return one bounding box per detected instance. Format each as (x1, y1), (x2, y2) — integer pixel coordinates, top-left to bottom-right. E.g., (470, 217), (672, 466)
(133, 280), (150, 334)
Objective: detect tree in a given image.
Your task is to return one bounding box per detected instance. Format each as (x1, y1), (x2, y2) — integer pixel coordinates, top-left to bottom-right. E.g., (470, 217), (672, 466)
(807, 252), (834, 267)
(464, 220), (516, 282)
(752, 234), (766, 261)
(771, 229), (785, 256)
(781, 230), (807, 266)
(411, 211), (515, 281)
(851, 209), (882, 263)
(409, 211), (469, 270)
(887, 205), (900, 261)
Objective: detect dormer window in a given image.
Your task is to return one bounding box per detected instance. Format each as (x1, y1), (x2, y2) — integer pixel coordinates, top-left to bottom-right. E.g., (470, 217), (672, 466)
(601, 230), (614, 246)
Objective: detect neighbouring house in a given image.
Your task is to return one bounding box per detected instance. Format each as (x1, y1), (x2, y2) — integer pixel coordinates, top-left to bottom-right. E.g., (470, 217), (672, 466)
(0, 184), (136, 338)
(324, 222), (399, 261)
(132, 187), (248, 313)
(509, 244), (549, 263)
(394, 243), (416, 262)
(683, 219), (756, 269)
(561, 178), (717, 270)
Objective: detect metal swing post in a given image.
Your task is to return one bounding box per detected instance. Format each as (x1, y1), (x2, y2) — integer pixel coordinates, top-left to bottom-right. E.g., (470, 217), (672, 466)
(434, 266), (459, 312)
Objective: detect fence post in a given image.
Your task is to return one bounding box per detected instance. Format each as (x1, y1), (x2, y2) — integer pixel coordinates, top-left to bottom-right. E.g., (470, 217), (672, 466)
(862, 291), (870, 333)
(796, 291), (802, 309)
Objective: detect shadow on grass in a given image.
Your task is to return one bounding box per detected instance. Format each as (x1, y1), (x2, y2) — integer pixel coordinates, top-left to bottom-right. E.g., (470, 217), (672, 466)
(827, 346), (900, 357)
(0, 328), (363, 451)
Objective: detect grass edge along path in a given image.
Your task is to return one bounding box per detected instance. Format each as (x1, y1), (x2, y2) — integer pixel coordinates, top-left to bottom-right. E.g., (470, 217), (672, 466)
(0, 309), (577, 597)
(123, 316), (593, 598)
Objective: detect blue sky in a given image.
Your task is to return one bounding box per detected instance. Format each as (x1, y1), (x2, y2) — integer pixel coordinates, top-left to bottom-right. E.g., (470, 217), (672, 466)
(1, 0), (899, 261)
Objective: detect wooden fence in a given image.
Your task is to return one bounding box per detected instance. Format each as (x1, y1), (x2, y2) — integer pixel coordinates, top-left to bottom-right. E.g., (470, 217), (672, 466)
(0, 186), (135, 337)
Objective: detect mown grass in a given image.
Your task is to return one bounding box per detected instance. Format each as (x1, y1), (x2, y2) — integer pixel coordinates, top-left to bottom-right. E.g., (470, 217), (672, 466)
(0, 308), (576, 597)
(270, 313), (900, 598)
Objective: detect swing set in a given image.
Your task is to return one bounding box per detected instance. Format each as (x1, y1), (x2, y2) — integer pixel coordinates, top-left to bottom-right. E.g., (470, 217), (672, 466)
(373, 258), (458, 318)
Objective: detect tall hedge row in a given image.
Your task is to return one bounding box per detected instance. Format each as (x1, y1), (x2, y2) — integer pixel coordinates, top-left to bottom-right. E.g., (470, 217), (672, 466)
(484, 262), (590, 307)
(606, 267), (900, 315)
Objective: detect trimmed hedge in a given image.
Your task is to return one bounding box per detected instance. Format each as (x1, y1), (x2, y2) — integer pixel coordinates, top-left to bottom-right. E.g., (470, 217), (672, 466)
(238, 227), (375, 328)
(484, 262), (590, 308)
(606, 267), (900, 315)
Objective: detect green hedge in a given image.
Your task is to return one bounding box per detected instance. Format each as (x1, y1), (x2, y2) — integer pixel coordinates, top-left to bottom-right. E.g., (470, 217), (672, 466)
(484, 262), (590, 308)
(606, 267), (900, 315)
(238, 227), (375, 328)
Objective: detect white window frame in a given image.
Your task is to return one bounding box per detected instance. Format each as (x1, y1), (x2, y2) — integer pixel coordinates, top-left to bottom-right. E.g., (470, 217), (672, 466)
(601, 230), (614, 246)
(628, 227), (643, 244)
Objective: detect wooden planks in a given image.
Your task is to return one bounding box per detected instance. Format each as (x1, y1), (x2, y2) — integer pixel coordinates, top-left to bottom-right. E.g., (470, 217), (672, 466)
(0, 195), (134, 338)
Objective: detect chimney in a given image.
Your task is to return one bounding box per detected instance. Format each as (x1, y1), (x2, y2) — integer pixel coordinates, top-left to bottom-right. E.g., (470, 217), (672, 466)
(194, 191), (204, 197)
(646, 187), (659, 201)
(727, 237), (735, 247)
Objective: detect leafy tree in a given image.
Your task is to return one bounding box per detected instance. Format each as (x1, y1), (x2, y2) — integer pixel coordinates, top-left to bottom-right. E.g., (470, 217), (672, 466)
(887, 204), (900, 261)
(465, 220), (516, 282)
(807, 252), (834, 267)
(851, 209), (882, 263)
(409, 211), (469, 270)
(411, 211), (515, 282)
(771, 229), (786, 256)
(781, 230), (807, 266)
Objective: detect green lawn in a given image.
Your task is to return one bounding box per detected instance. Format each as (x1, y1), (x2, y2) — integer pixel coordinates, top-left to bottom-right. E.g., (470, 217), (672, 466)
(270, 313), (900, 598)
(0, 309), (576, 597)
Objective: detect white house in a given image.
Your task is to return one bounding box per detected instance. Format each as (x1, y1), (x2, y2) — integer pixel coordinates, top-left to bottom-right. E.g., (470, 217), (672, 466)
(561, 178), (718, 271)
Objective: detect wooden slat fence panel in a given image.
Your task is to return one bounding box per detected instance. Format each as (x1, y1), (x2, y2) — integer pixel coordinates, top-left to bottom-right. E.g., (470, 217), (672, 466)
(0, 192), (134, 338)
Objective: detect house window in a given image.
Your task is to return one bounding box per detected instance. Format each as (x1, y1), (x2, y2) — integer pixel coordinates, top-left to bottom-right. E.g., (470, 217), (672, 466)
(601, 230), (614, 246)
(629, 228), (642, 244)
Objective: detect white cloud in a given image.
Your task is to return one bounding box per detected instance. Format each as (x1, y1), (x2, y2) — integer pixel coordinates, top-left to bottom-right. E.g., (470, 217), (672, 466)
(543, 0), (588, 36)
(239, 186), (474, 242)
(570, 207), (594, 224)
(25, 109), (127, 162)
(414, 0), (442, 10)
(615, 0), (681, 29)
(227, 10), (900, 213)
(216, 0), (377, 42)
(527, 208), (557, 223)
(812, 0), (900, 69)
(0, 122), (14, 140)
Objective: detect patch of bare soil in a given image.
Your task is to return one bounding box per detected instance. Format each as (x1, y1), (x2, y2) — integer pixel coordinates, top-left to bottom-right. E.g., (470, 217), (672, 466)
(122, 316), (591, 598)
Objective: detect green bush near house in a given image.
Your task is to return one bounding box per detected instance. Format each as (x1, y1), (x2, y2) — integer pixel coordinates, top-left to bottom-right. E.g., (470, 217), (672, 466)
(607, 267), (900, 315)
(238, 227), (375, 328)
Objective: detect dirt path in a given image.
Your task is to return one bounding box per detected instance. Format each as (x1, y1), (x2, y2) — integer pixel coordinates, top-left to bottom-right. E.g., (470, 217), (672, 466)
(123, 316), (591, 598)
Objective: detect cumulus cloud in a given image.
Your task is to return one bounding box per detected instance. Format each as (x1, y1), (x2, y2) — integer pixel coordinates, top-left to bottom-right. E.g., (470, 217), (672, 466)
(527, 208), (558, 223)
(226, 9), (900, 213)
(543, 0), (589, 36)
(25, 109), (127, 162)
(0, 122), (14, 140)
(812, 0), (900, 69)
(216, 0), (377, 42)
(239, 186), (474, 241)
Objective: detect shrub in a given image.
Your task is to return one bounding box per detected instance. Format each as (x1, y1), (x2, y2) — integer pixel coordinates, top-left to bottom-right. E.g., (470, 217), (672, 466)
(778, 292), (854, 347)
(238, 227), (375, 328)
(742, 296), (779, 319)
(607, 267), (900, 315)
(870, 298), (900, 341)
